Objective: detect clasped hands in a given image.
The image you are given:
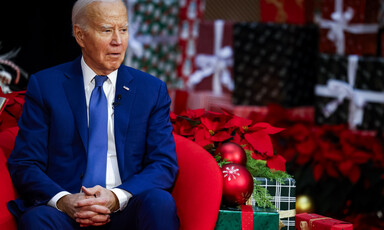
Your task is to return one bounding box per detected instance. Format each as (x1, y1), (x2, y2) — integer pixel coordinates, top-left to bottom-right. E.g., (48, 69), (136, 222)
(57, 186), (120, 227)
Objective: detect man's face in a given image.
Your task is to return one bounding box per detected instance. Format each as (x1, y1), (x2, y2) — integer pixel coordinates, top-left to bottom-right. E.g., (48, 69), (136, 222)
(74, 1), (129, 75)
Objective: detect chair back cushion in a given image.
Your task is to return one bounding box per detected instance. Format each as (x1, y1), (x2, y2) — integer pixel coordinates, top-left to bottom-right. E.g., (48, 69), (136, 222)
(0, 149), (17, 230)
(172, 134), (223, 230)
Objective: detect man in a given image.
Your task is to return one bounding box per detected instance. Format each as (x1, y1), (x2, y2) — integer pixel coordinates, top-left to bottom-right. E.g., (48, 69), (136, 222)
(7, 0), (179, 229)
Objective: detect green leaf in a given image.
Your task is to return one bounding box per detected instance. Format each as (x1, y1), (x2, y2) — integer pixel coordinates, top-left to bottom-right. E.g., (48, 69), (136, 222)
(252, 179), (275, 209)
(214, 155), (232, 168)
(245, 149), (291, 183)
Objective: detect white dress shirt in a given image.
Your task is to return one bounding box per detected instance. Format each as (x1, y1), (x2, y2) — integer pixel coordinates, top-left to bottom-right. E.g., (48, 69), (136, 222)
(47, 57), (131, 211)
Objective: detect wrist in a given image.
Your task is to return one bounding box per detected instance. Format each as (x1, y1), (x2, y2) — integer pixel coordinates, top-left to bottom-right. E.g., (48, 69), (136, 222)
(109, 190), (120, 212)
(56, 194), (69, 212)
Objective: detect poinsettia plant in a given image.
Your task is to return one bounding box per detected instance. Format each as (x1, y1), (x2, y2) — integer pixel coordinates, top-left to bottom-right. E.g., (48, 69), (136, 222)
(239, 104), (384, 218)
(171, 108), (292, 208)
(171, 108), (288, 171)
(277, 123), (384, 184)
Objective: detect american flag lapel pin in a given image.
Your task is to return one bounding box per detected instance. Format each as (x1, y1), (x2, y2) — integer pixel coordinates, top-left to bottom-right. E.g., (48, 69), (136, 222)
(123, 86), (130, 91)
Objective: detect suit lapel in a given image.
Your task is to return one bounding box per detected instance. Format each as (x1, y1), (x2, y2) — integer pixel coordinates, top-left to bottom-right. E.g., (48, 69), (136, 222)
(114, 66), (136, 173)
(63, 57), (89, 152)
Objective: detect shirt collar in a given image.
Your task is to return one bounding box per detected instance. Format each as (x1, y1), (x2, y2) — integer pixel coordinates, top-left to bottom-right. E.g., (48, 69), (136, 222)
(81, 56), (118, 87)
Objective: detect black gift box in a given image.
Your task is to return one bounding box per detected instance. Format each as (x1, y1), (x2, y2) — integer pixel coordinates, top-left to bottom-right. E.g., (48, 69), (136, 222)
(232, 22), (319, 107)
(315, 53), (384, 130)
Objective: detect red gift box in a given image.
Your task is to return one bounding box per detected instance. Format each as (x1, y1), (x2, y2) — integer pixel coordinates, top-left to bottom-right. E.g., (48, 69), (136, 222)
(260, 0), (314, 25)
(186, 20), (234, 95)
(319, 0), (380, 55)
(177, 0), (204, 82)
(295, 213), (353, 230)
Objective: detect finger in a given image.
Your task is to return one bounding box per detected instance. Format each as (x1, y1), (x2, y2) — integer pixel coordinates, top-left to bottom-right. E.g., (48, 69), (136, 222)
(76, 196), (109, 208)
(88, 204), (111, 215)
(81, 186), (95, 197)
(76, 204), (111, 215)
(76, 214), (110, 226)
(75, 197), (96, 207)
(74, 210), (99, 219)
(90, 220), (111, 227)
(80, 219), (110, 227)
(90, 213), (110, 223)
(76, 217), (94, 225)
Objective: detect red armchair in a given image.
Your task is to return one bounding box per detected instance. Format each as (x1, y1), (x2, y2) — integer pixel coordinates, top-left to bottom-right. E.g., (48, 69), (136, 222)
(0, 130), (223, 230)
(0, 141), (18, 229)
(172, 133), (223, 230)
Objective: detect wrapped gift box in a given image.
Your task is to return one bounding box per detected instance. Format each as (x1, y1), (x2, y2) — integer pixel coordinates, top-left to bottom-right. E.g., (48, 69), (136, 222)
(177, 0), (204, 82)
(125, 0), (180, 85)
(214, 205), (279, 230)
(187, 20), (234, 95)
(204, 0), (260, 22)
(251, 178), (296, 230)
(233, 22), (319, 107)
(260, 0), (314, 25)
(295, 213), (353, 230)
(187, 91), (233, 112)
(315, 53), (384, 130)
(319, 0), (380, 55)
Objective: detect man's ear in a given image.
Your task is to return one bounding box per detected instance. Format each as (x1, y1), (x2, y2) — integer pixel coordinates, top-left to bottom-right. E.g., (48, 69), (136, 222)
(73, 25), (85, 48)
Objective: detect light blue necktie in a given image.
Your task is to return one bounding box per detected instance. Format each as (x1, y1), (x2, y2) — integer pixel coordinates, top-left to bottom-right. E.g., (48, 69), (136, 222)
(83, 75), (108, 188)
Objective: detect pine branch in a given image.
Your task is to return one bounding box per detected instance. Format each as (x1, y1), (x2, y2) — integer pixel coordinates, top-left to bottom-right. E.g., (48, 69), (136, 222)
(214, 155), (232, 168)
(253, 179), (275, 209)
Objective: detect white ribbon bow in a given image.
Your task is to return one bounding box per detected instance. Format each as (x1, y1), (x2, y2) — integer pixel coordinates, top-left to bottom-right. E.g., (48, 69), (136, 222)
(187, 20), (234, 95)
(319, 0), (378, 55)
(315, 55), (384, 129)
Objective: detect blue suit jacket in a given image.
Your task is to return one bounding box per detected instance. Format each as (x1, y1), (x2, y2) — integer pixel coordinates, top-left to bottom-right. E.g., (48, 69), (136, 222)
(7, 57), (178, 216)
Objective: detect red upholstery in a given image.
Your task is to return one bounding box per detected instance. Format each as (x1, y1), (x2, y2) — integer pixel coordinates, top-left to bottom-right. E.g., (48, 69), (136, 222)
(0, 126), (19, 159)
(172, 134), (223, 230)
(0, 98), (19, 230)
(0, 127), (222, 230)
(0, 149), (17, 230)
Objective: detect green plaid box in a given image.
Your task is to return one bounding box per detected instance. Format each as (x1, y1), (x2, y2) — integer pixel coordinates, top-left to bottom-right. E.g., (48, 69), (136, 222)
(251, 178), (296, 230)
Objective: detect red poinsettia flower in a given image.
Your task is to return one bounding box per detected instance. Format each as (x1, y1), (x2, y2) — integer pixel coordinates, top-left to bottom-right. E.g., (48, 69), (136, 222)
(223, 115), (252, 133)
(197, 112), (233, 146)
(170, 111), (177, 121)
(193, 125), (214, 147)
(180, 108), (205, 120)
(244, 122), (284, 157)
(200, 115), (226, 135)
(267, 154), (286, 172)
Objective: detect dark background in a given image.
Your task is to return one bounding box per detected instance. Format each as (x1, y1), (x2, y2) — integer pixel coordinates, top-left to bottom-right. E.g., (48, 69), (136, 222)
(0, 0), (81, 89)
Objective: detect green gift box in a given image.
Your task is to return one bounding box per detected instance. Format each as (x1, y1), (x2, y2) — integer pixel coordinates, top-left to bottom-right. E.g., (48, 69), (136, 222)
(214, 205), (279, 230)
(126, 0), (180, 85)
(251, 178), (296, 230)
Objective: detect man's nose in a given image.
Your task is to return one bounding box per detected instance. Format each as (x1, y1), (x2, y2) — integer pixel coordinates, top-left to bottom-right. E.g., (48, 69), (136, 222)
(111, 31), (122, 45)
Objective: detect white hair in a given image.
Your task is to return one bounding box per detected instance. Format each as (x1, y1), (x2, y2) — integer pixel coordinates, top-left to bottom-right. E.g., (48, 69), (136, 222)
(71, 0), (126, 33)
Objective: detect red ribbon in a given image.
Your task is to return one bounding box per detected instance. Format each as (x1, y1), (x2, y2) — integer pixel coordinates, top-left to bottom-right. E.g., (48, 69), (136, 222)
(241, 205), (253, 230)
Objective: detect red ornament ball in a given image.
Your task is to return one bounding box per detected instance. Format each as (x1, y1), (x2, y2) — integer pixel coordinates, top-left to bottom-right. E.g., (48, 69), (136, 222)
(217, 142), (247, 165)
(221, 163), (254, 206)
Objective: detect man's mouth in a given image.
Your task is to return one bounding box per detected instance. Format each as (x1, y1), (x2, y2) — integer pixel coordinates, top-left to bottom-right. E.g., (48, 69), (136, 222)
(108, 53), (121, 57)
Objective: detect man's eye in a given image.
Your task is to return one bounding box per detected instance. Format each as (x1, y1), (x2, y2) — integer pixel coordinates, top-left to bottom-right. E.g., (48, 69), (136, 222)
(121, 28), (128, 33)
